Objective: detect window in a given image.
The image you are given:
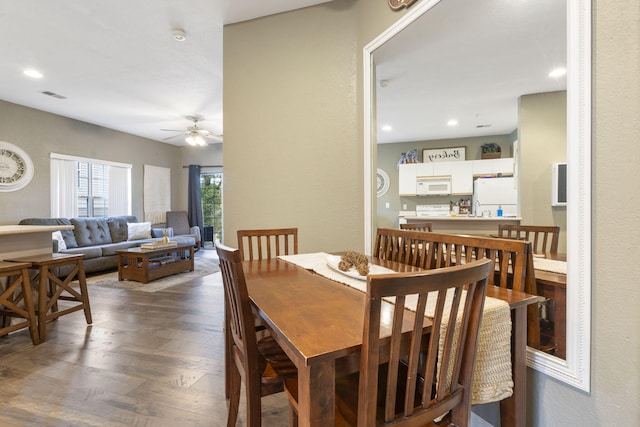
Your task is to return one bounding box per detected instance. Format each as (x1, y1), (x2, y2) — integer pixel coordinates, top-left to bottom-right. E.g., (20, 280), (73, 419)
(50, 153), (131, 218)
(201, 172), (222, 242)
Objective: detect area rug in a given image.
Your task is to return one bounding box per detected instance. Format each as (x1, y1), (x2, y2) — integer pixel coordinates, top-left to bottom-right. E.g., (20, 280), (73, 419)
(85, 257), (220, 292)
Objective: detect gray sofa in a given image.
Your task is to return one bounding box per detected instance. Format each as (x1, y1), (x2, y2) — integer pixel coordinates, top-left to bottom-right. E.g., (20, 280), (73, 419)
(19, 216), (197, 275)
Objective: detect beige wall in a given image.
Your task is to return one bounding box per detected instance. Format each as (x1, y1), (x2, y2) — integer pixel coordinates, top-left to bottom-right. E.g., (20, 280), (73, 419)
(519, 91), (567, 252)
(0, 99), (222, 224)
(224, 0), (640, 425)
(223, 3), (362, 253)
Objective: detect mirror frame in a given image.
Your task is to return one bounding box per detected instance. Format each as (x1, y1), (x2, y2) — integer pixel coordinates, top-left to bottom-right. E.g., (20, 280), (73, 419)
(363, 0), (591, 391)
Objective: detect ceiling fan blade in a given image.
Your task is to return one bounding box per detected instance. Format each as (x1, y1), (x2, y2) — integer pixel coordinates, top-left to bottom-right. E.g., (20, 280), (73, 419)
(160, 128), (185, 132)
(204, 134), (223, 142)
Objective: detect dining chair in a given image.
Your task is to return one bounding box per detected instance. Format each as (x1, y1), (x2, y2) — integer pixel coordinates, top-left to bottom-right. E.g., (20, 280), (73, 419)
(285, 258), (493, 426)
(374, 228), (541, 350)
(497, 224), (560, 255)
(400, 222), (433, 232)
(236, 228), (298, 261)
(216, 241), (297, 427)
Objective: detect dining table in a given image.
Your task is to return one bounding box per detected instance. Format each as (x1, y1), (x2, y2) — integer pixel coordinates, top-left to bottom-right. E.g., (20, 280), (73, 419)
(531, 253), (567, 359)
(242, 253), (537, 427)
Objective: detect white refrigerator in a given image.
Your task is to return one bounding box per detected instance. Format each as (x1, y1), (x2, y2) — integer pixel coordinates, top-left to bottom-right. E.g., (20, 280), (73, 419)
(472, 177), (518, 217)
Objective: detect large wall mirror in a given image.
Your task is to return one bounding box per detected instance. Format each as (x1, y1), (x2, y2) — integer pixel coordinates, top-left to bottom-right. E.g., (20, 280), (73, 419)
(363, 0), (591, 390)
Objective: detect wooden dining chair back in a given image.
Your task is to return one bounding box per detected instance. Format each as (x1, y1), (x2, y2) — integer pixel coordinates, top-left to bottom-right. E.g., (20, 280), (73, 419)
(285, 259), (492, 426)
(216, 241), (296, 427)
(379, 228), (540, 349)
(400, 222), (433, 232)
(236, 228), (298, 261)
(378, 228), (532, 292)
(356, 259), (492, 426)
(497, 224), (560, 255)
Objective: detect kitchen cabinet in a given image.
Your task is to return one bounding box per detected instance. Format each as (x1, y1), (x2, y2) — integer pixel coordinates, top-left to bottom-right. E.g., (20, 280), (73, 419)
(400, 158), (513, 197)
(415, 162), (434, 177)
(432, 162), (451, 176)
(493, 158), (514, 174)
(450, 161), (473, 194)
(472, 158), (514, 175)
(398, 163), (417, 195)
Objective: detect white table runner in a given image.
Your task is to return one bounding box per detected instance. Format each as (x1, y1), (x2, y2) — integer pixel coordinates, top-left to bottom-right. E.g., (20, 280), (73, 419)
(278, 253), (513, 405)
(533, 257), (567, 274)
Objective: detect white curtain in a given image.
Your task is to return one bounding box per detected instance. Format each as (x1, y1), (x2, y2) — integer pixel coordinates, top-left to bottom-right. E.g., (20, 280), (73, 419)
(109, 165), (131, 216)
(50, 157), (78, 218)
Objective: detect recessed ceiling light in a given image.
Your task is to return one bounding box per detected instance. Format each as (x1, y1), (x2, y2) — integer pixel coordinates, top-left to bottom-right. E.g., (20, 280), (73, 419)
(23, 69), (43, 79)
(171, 29), (187, 42)
(549, 67), (566, 78)
(381, 125), (392, 132)
(447, 119), (458, 127)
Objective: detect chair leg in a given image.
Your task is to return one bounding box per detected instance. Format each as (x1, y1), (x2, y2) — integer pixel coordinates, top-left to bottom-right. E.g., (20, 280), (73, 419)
(288, 403), (298, 427)
(227, 362), (241, 427)
(245, 375), (262, 427)
(224, 302), (231, 398)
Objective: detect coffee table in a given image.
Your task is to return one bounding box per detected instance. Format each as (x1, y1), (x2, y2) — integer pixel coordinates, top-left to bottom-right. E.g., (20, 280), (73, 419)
(116, 244), (194, 284)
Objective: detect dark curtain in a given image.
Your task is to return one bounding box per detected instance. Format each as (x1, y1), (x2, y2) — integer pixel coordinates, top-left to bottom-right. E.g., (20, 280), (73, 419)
(187, 165), (204, 236)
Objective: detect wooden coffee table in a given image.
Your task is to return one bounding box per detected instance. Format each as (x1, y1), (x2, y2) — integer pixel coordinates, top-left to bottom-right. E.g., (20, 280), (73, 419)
(116, 244), (194, 284)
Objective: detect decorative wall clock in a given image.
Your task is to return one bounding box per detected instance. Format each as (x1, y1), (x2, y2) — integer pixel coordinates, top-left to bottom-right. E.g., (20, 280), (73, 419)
(0, 141), (34, 192)
(377, 168), (390, 197)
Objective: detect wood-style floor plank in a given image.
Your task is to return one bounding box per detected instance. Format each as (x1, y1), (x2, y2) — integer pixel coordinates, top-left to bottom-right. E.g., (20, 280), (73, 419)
(0, 250), (289, 426)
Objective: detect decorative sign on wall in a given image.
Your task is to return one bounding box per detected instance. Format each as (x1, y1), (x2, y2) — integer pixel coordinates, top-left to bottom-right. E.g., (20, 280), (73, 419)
(422, 147), (466, 163)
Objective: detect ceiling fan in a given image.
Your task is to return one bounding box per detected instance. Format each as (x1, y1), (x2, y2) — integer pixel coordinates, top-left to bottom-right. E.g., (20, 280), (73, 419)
(161, 115), (223, 145)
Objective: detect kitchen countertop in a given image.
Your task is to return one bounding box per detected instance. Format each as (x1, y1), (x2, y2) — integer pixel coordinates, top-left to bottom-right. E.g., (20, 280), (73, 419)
(400, 215), (522, 221)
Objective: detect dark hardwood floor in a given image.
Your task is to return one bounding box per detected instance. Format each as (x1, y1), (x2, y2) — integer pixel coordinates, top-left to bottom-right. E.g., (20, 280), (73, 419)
(0, 248), (289, 426)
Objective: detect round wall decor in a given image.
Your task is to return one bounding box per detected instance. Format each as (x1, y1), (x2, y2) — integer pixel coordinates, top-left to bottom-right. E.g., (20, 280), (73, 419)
(0, 141), (34, 192)
(377, 168), (390, 198)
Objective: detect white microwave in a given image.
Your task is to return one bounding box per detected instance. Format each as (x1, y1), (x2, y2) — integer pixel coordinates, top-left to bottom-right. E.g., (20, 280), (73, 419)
(416, 176), (452, 196)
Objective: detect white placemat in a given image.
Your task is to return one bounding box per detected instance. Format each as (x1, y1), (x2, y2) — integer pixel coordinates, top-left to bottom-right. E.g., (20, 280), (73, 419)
(278, 253), (513, 404)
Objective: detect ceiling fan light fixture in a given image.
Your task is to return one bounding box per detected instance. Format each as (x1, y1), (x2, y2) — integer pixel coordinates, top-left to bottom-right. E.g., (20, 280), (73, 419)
(185, 133), (206, 146)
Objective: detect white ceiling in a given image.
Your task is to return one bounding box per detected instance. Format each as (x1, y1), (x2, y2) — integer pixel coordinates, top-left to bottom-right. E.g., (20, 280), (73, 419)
(0, 0), (332, 146)
(374, 0), (566, 144)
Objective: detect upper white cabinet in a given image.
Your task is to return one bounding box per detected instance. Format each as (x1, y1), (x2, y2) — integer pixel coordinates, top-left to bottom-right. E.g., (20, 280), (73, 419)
(450, 161), (473, 194)
(415, 162), (434, 177)
(472, 158), (514, 175)
(492, 158), (514, 174)
(399, 158), (513, 196)
(398, 163), (417, 195)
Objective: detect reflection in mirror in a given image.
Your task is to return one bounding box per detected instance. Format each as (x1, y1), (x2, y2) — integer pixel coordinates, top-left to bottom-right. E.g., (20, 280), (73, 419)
(364, 0), (590, 390)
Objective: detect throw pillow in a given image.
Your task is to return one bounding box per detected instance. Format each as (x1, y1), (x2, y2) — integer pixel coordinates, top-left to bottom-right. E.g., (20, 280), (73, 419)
(52, 231), (67, 251)
(127, 222), (152, 240)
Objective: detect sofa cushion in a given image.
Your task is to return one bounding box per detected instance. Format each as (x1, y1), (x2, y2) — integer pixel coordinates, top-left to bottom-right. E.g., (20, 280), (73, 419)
(127, 222), (151, 240)
(71, 217), (112, 247)
(60, 246), (102, 259)
(99, 239), (157, 256)
(19, 217), (78, 249)
(107, 216), (137, 243)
